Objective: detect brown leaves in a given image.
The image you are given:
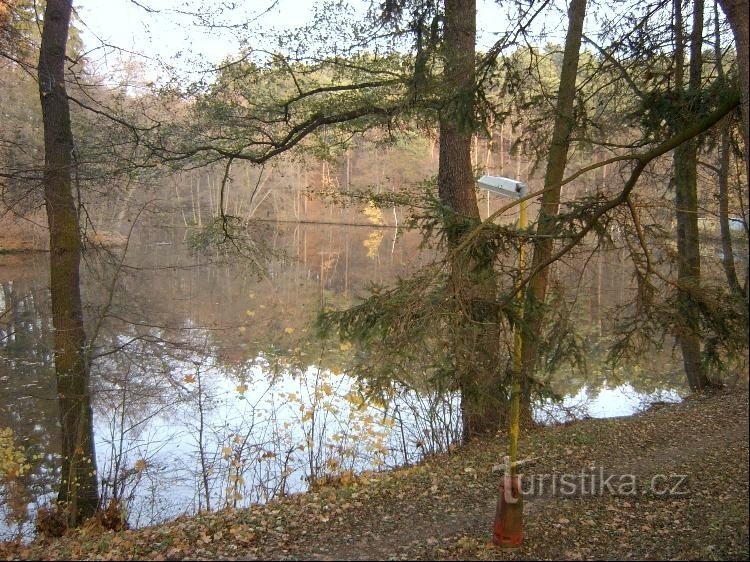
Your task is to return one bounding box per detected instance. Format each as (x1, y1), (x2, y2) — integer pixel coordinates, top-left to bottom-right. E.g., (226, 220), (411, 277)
(2, 391), (747, 561)
(228, 524), (257, 545)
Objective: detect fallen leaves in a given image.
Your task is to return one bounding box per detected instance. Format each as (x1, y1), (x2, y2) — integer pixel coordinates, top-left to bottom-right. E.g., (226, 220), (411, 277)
(1, 391), (746, 561)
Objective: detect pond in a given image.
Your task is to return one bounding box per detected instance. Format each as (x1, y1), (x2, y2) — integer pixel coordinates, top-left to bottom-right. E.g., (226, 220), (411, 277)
(0, 222), (686, 538)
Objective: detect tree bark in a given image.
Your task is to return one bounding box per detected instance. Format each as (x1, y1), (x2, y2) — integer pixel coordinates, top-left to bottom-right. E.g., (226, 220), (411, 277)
(714, 0), (743, 300)
(718, 0), (749, 178)
(519, 0), (587, 426)
(673, 0), (710, 390)
(38, 0), (99, 526)
(438, 0), (506, 441)
(718, 124), (742, 296)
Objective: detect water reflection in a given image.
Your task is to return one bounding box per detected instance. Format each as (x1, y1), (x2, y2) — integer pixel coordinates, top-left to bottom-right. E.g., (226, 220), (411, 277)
(0, 223), (687, 537)
(536, 384), (682, 424)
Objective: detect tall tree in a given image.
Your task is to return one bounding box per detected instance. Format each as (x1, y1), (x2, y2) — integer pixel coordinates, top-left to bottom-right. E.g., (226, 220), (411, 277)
(714, 0), (744, 300)
(672, 0), (711, 390)
(37, 0), (98, 526)
(438, 0), (506, 440)
(718, 0), (749, 175)
(519, 0), (588, 425)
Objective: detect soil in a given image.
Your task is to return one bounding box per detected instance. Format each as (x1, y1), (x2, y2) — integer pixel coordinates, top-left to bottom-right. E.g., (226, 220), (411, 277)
(1, 389), (747, 561)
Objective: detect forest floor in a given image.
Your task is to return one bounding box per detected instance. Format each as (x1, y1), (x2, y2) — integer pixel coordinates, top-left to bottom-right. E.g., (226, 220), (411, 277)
(1, 389), (748, 561)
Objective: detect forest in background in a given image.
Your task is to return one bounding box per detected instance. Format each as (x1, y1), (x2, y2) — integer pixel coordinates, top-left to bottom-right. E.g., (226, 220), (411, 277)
(0, 0), (748, 542)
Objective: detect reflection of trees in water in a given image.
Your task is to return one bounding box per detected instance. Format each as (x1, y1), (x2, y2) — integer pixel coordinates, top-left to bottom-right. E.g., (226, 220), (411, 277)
(537, 235), (746, 398)
(91, 329), (201, 516)
(0, 278), (61, 539)
(0, 224), (431, 532)
(1, 280), (54, 369)
(2, 224), (717, 534)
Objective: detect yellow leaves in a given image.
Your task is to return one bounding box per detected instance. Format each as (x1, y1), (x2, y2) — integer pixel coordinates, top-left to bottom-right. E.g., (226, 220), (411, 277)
(320, 382), (333, 396)
(183, 374), (196, 384)
(338, 471), (356, 487)
(0, 427), (29, 479)
(344, 390), (367, 411)
(222, 446), (233, 458)
(363, 231), (384, 259)
(236, 383), (248, 394)
(362, 201), (384, 225)
(368, 395), (389, 410)
(238, 326), (246, 334)
(339, 341), (352, 352)
(245, 309), (256, 317)
(260, 451), (276, 460)
(284, 327), (295, 334)
(134, 458), (147, 472)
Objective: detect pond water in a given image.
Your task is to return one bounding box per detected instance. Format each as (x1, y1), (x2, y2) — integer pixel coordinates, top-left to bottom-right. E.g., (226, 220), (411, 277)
(0, 222), (687, 538)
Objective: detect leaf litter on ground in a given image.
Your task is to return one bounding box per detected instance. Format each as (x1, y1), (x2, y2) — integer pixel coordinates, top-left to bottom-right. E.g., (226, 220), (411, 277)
(0, 389), (747, 561)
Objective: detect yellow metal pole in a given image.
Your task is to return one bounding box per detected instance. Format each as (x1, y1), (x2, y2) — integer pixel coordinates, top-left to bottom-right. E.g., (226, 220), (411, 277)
(509, 196), (527, 472)
(493, 193), (527, 549)
(481, 178), (531, 548)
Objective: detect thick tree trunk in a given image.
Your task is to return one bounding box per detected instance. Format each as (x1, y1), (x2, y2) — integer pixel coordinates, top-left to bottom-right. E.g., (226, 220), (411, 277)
(519, 0), (587, 426)
(438, 0), (506, 441)
(673, 0), (711, 390)
(38, 0), (99, 526)
(674, 140), (707, 389)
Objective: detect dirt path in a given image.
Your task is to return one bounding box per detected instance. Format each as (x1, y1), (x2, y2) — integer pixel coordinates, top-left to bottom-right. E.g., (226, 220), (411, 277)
(267, 390), (748, 561)
(2, 390), (747, 561)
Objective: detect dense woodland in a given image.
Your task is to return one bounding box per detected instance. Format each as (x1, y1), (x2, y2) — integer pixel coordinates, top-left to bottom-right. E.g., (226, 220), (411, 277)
(0, 0), (748, 558)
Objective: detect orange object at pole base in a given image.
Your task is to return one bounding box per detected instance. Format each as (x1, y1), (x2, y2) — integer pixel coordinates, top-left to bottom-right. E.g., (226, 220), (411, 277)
(493, 474), (523, 548)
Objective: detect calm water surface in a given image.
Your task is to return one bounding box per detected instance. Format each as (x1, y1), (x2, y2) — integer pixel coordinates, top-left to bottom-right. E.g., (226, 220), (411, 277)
(0, 223), (685, 537)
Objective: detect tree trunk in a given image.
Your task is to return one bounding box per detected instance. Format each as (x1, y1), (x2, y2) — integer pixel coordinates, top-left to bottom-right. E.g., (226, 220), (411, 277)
(713, 6), (744, 299)
(718, 124), (742, 296)
(718, 0), (749, 178)
(38, 0), (99, 526)
(519, 0), (587, 426)
(673, 0), (710, 390)
(717, 0), (749, 304)
(438, 0), (505, 441)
